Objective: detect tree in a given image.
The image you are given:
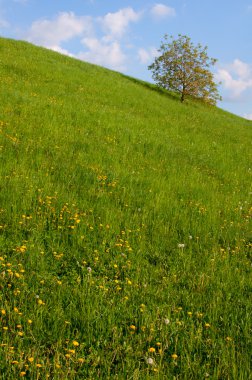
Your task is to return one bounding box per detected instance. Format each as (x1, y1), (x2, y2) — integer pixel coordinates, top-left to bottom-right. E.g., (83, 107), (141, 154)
(148, 34), (221, 104)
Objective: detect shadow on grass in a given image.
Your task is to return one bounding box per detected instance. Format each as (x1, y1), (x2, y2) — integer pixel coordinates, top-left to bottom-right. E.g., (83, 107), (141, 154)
(119, 73), (180, 102)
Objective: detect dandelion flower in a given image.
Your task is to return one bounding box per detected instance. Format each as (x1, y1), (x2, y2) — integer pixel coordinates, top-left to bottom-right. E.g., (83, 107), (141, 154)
(171, 353), (178, 360)
(149, 347), (156, 353)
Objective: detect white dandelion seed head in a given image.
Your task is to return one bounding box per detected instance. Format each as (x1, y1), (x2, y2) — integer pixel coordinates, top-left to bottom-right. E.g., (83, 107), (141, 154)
(146, 357), (154, 365)
(178, 243), (185, 248)
(87, 267), (92, 273)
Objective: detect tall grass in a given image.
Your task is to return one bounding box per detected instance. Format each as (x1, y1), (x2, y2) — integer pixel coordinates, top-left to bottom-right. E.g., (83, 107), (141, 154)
(0, 37), (251, 379)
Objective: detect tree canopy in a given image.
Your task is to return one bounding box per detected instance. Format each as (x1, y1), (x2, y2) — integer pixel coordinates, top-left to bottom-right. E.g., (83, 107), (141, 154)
(148, 34), (221, 104)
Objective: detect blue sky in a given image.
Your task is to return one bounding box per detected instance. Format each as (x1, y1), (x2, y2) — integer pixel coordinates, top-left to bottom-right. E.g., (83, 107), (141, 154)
(1, 0), (252, 119)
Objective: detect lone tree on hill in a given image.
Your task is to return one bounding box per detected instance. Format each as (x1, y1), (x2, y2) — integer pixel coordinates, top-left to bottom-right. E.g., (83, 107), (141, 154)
(148, 34), (221, 104)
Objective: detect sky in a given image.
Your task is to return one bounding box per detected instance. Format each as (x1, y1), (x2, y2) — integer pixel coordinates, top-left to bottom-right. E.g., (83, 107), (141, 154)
(0, 0), (252, 120)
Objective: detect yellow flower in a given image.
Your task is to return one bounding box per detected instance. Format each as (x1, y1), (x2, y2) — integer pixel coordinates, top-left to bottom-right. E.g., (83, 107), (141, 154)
(171, 353), (178, 360)
(1, 309), (6, 315)
(149, 347), (156, 353)
(72, 340), (79, 346)
(27, 319), (33, 324)
(28, 357), (34, 363)
(78, 358), (85, 363)
(11, 361), (19, 365)
(130, 325), (136, 331)
(20, 372), (26, 377)
(36, 364), (43, 368)
(205, 323), (211, 328)
(68, 349), (75, 354)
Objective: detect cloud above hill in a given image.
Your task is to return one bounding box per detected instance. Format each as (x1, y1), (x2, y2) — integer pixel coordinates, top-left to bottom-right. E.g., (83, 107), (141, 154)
(24, 7), (143, 71)
(26, 12), (92, 47)
(99, 7), (141, 39)
(244, 113), (252, 120)
(216, 59), (252, 99)
(150, 3), (176, 19)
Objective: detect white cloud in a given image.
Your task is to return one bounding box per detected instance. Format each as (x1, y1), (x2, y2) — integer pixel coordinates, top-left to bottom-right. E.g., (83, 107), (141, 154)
(138, 47), (158, 64)
(79, 37), (127, 71)
(26, 12), (93, 48)
(99, 7), (141, 38)
(244, 113), (252, 120)
(151, 3), (176, 19)
(216, 59), (252, 99)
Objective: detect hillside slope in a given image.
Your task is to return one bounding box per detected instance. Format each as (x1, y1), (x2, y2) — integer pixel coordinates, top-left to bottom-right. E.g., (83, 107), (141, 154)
(0, 37), (252, 379)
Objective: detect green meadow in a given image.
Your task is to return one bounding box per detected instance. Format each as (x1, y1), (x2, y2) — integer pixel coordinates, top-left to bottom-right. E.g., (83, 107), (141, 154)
(0, 37), (251, 379)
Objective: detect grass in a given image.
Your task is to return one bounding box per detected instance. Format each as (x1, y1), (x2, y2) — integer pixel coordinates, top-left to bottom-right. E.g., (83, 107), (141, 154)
(0, 37), (252, 379)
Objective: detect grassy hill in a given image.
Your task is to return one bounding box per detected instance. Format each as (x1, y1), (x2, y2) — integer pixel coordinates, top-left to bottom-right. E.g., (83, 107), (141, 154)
(0, 37), (251, 379)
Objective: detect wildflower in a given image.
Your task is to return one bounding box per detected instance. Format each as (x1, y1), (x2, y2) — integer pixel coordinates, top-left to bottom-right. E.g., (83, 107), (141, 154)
(178, 243), (185, 248)
(72, 340), (79, 347)
(78, 358), (85, 363)
(1, 309), (6, 315)
(164, 318), (170, 325)
(20, 372), (26, 377)
(27, 319), (33, 324)
(68, 349), (75, 354)
(87, 267), (92, 273)
(11, 361), (19, 365)
(205, 323), (211, 328)
(171, 353), (178, 360)
(28, 357), (34, 363)
(225, 336), (232, 342)
(36, 364), (43, 368)
(130, 325), (136, 331)
(187, 312), (193, 317)
(146, 357), (154, 365)
(149, 347), (156, 353)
